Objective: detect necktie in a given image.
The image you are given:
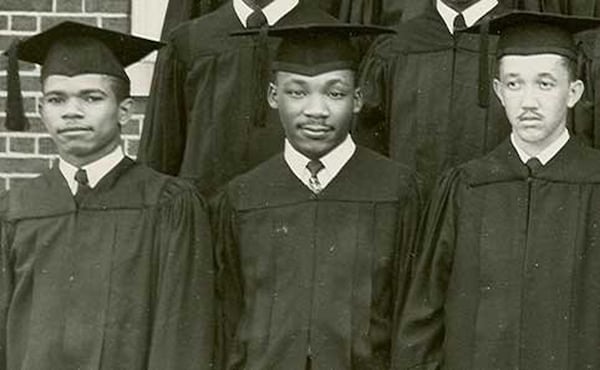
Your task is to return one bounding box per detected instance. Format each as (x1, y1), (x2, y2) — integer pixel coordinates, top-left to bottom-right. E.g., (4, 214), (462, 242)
(453, 13), (467, 32)
(526, 157), (543, 176)
(306, 160), (325, 194)
(74, 168), (91, 204)
(247, 9), (268, 28)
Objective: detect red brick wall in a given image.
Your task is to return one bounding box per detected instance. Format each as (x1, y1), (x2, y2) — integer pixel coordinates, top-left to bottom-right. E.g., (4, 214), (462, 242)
(0, 0), (147, 190)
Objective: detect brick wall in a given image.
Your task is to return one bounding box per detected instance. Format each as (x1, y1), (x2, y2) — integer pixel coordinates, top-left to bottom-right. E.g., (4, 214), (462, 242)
(0, 0), (147, 191)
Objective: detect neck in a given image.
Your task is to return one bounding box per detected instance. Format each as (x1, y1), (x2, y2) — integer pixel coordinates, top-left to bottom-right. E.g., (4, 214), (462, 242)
(440, 0), (480, 11)
(243, 0), (274, 8)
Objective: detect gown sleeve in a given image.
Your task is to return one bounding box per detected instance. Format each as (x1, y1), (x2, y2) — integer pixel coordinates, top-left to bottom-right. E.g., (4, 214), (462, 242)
(0, 195), (13, 370)
(147, 184), (215, 369)
(210, 189), (246, 370)
(138, 42), (188, 176)
(355, 35), (394, 156)
(393, 169), (461, 370)
(390, 174), (423, 368)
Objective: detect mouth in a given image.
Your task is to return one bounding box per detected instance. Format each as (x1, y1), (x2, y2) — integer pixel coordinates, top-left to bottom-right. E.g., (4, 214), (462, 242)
(57, 126), (93, 134)
(298, 123), (332, 139)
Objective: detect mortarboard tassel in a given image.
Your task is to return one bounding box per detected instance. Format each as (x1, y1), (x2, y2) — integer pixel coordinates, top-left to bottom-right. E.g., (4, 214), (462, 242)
(5, 39), (30, 131)
(478, 21), (490, 108)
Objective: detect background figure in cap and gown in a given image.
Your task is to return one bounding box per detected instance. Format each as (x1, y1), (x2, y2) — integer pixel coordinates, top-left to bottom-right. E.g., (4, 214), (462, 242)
(397, 11), (600, 370)
(0, 22), (215, 369)
(355, 0), (513, 198)
(211, 10), (421, 369)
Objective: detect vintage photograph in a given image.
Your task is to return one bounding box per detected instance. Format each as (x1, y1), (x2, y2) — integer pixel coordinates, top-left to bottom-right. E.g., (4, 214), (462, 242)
(1, 0), (600, 369)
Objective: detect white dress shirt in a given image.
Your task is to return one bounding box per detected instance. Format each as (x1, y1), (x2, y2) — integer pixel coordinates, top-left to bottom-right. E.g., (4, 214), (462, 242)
(284, 135), (356, 192)
(436, 0), (498, 34)
(511, 128), (570, 165)
(59, 146), (125, 195)
(233, 0), (299, 27)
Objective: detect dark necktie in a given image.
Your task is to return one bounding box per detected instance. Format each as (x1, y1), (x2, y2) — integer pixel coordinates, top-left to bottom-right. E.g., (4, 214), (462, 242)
(526, 157), (543, 176)
(247, 9), (268, 28)
(306, 160), (325, 194)
(453, 13), (467, 32)
(74, 168), (91, 204)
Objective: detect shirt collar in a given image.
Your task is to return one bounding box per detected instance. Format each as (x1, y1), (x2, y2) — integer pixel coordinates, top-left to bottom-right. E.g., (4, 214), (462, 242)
(233, 0), (300, 27)
(284, 135), (356, 191)
(436, 0), (498, 34)
(59, 146), (125, 194)
(510, 128), (570, 165)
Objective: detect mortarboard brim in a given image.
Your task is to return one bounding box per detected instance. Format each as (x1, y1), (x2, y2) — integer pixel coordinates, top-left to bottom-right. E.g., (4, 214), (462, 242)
(231, 7), (394, 76)
(469, 10), (600, 60)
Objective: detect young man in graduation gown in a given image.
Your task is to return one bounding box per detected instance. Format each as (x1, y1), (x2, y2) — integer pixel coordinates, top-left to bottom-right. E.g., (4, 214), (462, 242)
(212, 12), (421, 370)
(397, 12), (600, 370)
(0, 23), (214, 369)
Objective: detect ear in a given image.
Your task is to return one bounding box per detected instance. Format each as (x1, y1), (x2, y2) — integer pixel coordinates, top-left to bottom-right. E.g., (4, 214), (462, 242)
(117, 97), (133, 126)
(267, 82), (279, 109)
(567, 79), (584, 108)
(492, 78), (506, 106)
(353, 87), (363, 114)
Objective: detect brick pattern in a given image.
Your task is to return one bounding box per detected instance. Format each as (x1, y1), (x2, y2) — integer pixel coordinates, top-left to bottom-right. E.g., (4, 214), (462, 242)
(0, 0), (145, 191)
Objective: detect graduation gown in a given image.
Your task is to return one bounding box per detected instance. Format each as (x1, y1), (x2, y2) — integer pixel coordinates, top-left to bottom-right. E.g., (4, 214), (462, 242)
(398, 138), (600, 369)
(139, 2), (292, 196)
(213, 147), (421, 369)
(356, 5), (511, 197)
(0, 158), (214, 370)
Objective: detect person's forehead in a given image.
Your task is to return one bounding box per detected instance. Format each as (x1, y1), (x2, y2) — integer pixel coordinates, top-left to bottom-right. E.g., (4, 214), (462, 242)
(43, 73), (113, 92)
(276, 69), (355, 84)
(498, 53), (566, 71)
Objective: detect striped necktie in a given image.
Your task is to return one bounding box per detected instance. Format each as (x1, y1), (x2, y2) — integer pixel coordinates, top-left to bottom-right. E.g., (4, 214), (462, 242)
(306, 160), (325, 194)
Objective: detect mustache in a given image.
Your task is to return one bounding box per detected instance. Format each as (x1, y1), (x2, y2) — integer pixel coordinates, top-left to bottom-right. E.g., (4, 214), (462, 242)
(518, 111), (544, 120)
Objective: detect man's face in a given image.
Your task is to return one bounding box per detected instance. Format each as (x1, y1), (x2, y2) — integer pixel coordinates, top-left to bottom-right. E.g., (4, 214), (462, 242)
(40, 74), (132, 166)
(493, 54), (584, 153)
(268, 69), (363, 159)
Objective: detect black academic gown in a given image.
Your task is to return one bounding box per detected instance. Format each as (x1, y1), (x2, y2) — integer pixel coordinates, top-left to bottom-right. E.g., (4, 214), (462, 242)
(398, 138), (600, 369)
(356, 4), (511, 197)
(0, 158), (214, 370)
(212, 147), (421, 369)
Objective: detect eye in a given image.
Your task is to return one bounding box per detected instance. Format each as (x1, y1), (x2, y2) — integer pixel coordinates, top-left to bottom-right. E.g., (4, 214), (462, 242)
(538, 79), (555, 90)
(44, 95), (65, 104)
(328, 90), (347, 99)
(285, 88), (307, 99)
(505, 80), (521, 90)
(83, 94), (105, 103)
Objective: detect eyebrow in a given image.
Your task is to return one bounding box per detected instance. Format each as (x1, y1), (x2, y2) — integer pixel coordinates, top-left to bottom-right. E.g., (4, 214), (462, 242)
(43, 88), (108, 96)
(537, 73), (557, 80)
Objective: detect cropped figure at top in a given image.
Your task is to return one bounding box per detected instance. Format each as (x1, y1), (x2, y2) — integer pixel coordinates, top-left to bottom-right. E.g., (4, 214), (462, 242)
(211, 6), (421, 369)
(397, 11), (600, 370)
(0, 22), (214, 369)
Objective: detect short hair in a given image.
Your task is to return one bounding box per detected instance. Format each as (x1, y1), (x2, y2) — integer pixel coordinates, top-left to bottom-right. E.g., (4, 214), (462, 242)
(104, 75), (131, 103)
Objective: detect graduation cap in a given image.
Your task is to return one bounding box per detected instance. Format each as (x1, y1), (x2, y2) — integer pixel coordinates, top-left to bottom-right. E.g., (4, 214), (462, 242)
(467, 10), (600, 107)
(231, 5), (394, 76)
(485, 11), (600, 60)
(4, 21), (163, 131)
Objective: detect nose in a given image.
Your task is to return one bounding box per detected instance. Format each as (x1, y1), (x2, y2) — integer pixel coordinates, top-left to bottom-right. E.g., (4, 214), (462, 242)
(303, 93), (330, 119)
(61, 97), (84, 119)
(520, 85), (540, 109)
